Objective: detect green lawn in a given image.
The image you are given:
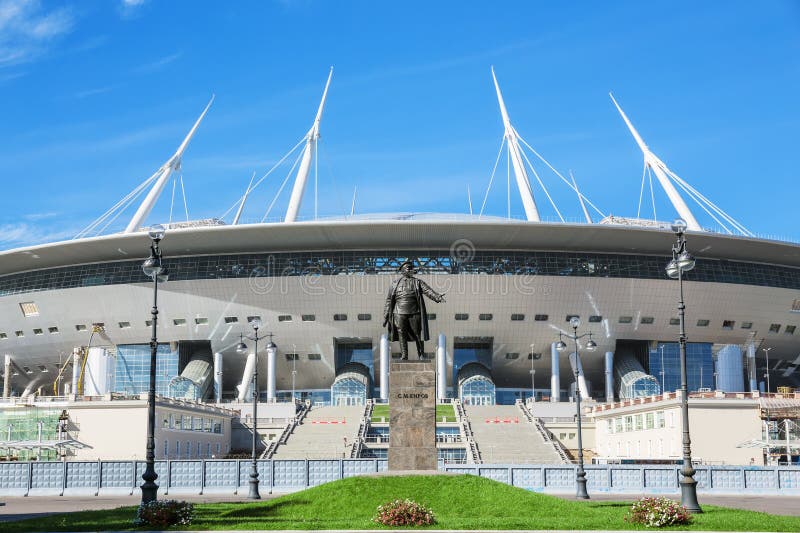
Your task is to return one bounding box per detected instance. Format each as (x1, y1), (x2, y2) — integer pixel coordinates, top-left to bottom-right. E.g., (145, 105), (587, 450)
(371, 403), (456, 423)
(5, 475), (800, 531)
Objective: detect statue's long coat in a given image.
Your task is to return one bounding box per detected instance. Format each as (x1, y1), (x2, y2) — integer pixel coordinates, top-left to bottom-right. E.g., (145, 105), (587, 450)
(383, 277), (434, 342)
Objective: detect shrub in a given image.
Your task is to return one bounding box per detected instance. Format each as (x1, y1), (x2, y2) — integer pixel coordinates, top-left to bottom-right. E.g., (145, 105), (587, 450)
(134, 499), (194, 527)
(373, 498), (436, 526)
(625, 496), (691, 527)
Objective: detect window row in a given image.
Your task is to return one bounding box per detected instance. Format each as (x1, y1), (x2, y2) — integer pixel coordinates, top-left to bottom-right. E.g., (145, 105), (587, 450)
(607, 411), (667, 434)
(162, 413), (224, 433)
(2, 250), (800, 298)
(162, 439), (227, 459)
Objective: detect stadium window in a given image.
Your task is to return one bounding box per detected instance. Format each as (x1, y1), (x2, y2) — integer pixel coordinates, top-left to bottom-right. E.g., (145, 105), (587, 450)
(173, 318), (187, 326)
(454, 313), (469, 321)
(118, 321), (131, 329)
(195, 317), (209, 325)
(246, 315), (261, 324)
(48, 326), (59, 334)
(427, 313), (436, 320)
(333, 314), (347, 321)
(505, 352), (520, 360)
(528, 352), (542, 360)
(618, 316), (632, 324)
(38, 365), (48, 373)
(0, 333), (6, 339)
(357, 313), (372, 321)
(741, 321), (753, 329)
(23, 366), (32, 374)
(696, 319), (710, 327)
(479, 313), (493, 321)
(589, 315), (602, 323)
(19, 302), (39, 317)
(145, 320), (154, 327)
(75, 324), (87, 331)
(278, 315), (292, 322)
(534, 314), (548, 321)
(510, 313), (525, 321)
(301, 314), (316, 322)
(33, 328), (43, 335)
(640, 317), (654, 325)
(769, 323), (781, 333)
(668, 318), (679, 325)
(785, 325), (796, 335)
(793, 299), (800, 313)
(224, 316), (238, 324)
(566, 314), (580, 323)
(722, 320), (735, 330)
(285, 353), (299, 361)
(15, 330), (24, 337)
(307, 353), (322, 360)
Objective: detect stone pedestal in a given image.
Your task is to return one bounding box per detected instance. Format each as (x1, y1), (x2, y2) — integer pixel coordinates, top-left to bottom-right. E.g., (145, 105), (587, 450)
(388, 361), (437, 471)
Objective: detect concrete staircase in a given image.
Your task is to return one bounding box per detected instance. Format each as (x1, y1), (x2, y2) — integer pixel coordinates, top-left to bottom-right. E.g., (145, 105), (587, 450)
(270, 405), (364, 459)
(464, 404), (563, 464)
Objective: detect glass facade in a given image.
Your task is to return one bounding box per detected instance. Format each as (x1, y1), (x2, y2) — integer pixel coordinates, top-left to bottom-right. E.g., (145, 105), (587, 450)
(334, 340), (374, 380)
(460, 376), (496, 405)
(649, 342), (714, 393)
(331, 377), (367, 406)
(452, 337), (493, 386)
(114, 343), (180, 396)
(0, 407), (61, 460)
(615, 353), (661, 399)
(2, 249), (799, 298)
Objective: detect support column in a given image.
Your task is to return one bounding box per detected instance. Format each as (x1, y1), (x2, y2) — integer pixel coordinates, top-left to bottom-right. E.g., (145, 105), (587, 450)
(3, 354), (11, 399)
(266, 342), (277, 401)
(71, 348), (81, 397)
(550, 342), (560, 402)
(605, 351), (614, 402)
(213, 352), (223, 403)
(379, 334), (389, 401)
(436, 333), (446, 401)
(238, 352), (256, 402)
(746, 340), (758, 392)
(569, 352), (590, 400)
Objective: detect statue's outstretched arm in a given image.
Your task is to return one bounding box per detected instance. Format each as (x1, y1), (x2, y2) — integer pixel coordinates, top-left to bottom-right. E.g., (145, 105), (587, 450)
(419, 279), (445, 303)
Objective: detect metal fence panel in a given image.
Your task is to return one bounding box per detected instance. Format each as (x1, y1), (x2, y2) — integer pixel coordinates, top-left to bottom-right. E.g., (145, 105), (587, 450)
(0, 460), (798, 496)
(30, 461), (62, 490)
(101, 461), (134, 488)
(205, 460), (237, 488)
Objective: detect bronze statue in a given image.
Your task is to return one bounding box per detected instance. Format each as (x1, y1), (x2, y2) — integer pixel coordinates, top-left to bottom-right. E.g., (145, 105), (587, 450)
(383, 260), (445, 360)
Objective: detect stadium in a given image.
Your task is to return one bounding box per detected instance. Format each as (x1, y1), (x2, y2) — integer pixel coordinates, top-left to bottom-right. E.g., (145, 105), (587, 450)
(0, 70), (798, 467)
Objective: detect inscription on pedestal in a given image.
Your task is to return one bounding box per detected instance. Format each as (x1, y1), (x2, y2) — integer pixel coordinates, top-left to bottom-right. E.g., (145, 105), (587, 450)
(388, 361), (437, 471)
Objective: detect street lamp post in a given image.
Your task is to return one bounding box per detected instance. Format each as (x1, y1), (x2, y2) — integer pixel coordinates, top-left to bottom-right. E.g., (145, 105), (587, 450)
(236, 318), (270, 500)
(556, 316), (596, 500)
(659, 344), (666, 393)
(140, 224), (168, 505)
(665, 219), (702, 513)
(762, 347), (772, 394)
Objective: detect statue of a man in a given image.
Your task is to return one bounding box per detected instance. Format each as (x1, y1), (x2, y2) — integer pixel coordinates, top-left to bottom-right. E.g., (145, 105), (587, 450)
(383, 260), (445, 360)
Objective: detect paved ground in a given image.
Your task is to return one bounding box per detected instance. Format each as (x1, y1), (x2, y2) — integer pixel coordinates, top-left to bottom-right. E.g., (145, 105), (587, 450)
(2, 492), (800, 525)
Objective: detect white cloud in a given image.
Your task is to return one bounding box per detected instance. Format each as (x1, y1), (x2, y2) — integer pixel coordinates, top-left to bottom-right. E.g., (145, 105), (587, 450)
(0, 222), (78, 249)
(132, 51), (182, 74)
(0, 0), (74, 67)
(119, 0), (148, 19)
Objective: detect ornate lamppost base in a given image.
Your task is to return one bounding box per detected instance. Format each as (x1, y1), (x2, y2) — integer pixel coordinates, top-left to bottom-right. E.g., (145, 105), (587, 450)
(248, 472), (261, 500)
(576, 472), (589, 500)
(680, 477), (702, 513)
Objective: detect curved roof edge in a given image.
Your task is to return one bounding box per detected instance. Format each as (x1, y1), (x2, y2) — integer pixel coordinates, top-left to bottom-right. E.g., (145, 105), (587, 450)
(1, 218), (800, 276)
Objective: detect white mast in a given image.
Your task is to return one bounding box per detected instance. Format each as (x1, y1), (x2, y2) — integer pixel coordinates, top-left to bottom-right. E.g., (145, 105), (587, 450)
(124, 96), (214, 233)
(232, 172), (256, 225)
(571, 171), (593, 224)
(609, 93), (701, 231)
(284, 68), (333, 223)
(491, 67), (540, 222)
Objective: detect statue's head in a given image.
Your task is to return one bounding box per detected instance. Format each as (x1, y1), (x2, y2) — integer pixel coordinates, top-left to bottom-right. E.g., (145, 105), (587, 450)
(399, 260), (416, 277)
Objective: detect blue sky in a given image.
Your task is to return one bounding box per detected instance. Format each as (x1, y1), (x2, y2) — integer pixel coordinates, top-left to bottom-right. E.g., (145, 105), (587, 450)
(0, 0), (798, 249)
